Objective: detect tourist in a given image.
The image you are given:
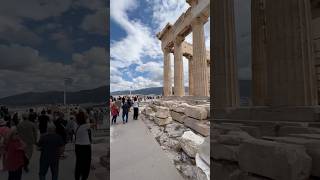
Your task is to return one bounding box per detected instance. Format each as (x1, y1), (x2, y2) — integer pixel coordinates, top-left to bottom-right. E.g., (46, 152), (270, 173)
(38, 110), (50, 135)
(28, 108), (37, 123)
(122, 100), (130, 124)
(111, 103), (119, 125)
(38, 124), (64, 180)
(133, 97), (139, 120)
(4, 127), (25, 180)
(66, 115), (76, 143)
(54, 112), (67, 158)
(0, 118), (10, 171)
(17, 113), (38, 172)
(74, 111), (92, 180)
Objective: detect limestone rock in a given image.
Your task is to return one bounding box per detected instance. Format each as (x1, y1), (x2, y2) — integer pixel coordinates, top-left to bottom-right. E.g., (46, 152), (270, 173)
(184, 117), (210, 136)
(176, 164), (197, 179)
(163, 138), (181, 151)
(165, 122), (186, 138)
(155, 106), (170, 118)
(217, 131), (253, 145)
(184, 105), (208, 120)
(154, 116), (172, 126)
(212, 162), (241, 180)
(180, 131), (205, 157)
(170, 110), (186, 123)
(239, 139), (312, 180)
(172, 103), (188, 113)
(212, 141), (239, 162)
(149, 125), (163, 138)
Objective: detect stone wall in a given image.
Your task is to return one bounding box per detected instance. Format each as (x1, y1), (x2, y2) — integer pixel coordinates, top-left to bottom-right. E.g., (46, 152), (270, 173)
(140, 99), (210, 180)
(211, 122), (320, 180)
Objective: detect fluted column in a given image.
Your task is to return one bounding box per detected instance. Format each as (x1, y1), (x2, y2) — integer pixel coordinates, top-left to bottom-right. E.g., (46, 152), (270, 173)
(163, 47), (172, 96)
(192, 17), (209, 97)
(187, 56), (194, 96)
(252, 0), (268, 106)
(174, 37), (185, 96)
(264, 0), (317, 106)
(212, 0), (239, 108)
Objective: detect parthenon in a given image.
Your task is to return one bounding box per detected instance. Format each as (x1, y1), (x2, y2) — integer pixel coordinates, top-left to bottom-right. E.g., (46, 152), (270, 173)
(157, 0), (210, 97)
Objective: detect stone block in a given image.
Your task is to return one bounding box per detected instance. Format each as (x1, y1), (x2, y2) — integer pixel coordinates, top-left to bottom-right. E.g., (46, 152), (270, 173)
(216, 131), (253, 145)
(240, 125), (261, 138)
(172, 103), (188, 113)
(165, 122), (186, 138)
(278, 126), (314, 136)
(239, 139), (312, 180)
(184, 117), (210, 136)
(212, 162), (241, 180)
(184, 105), (208, 120)
(196, 154), (210, 180)
(154, 116), (172, 126)
(211, 141), (239, 162)
(155, 106), (170, 118)
(170, 110), (185, 123)
(179, 131), (205, 158)
(272, 137), (320, 177)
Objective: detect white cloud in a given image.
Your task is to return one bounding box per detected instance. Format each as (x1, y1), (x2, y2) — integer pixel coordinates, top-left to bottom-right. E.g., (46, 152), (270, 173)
(110, 0), (210, 91)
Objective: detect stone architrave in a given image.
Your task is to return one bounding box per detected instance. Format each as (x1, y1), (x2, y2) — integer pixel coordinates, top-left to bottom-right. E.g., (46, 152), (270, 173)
(163, 47), (172, 96)
(174, 36), (185, 97)
(212, 0), (239, 108)
(192, 16), (209, 97)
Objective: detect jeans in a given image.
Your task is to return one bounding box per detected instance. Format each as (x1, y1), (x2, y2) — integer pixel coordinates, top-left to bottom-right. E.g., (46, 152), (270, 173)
(75, 145), (91, 180)
(8, 167), (22, 180)
(122, 112), (128, 122)
(39, 159), (59, 180)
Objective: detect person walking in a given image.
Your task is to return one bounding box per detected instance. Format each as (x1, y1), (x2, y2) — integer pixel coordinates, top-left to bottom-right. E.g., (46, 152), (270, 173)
(17, 113), (37, 172)
(111, 103), (119, 125)
(74, 111), (92, 180)
(0, 118), (10, 171)
(37, 124), (64, 180)
(38, 110), (50, 135)
(133, 97), (139, 120)
(4, 128), (25, 180)
(121, 100), (130, 124)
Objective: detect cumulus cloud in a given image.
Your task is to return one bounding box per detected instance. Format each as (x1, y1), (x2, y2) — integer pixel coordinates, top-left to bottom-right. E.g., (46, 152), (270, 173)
(0, 45), (107, 98)
(110, 0), (210, 92)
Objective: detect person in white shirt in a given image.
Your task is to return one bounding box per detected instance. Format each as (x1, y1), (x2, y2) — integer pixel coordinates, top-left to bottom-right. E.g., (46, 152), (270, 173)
(74, 110), (92, 180)
(132, 97), (139, 120)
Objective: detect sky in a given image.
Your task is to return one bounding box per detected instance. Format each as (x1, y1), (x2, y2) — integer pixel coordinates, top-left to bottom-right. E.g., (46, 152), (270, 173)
(110, 0), (211, 92)
(110, 0), (251, 92)
(0, 0), (109, 98)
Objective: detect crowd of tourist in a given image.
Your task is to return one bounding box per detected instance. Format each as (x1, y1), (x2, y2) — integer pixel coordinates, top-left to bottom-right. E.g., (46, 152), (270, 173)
(110, 95), (144, 125)
(0, 105), (105, 180)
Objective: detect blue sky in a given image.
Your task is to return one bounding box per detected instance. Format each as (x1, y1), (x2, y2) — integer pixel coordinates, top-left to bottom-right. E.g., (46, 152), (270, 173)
(0, 0), (108, 98)
(110, 0), (211, 92)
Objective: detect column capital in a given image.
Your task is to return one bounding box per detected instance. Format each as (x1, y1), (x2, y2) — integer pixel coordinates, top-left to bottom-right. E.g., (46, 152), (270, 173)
(162, 46), (171, 53)
(174, 36), (184, 45)
(191, 14), (208, 26)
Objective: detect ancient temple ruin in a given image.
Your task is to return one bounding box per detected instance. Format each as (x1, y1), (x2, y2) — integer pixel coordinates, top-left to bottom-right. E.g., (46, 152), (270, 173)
(157, 0), (210, 97)
(211, 0), (320, 179)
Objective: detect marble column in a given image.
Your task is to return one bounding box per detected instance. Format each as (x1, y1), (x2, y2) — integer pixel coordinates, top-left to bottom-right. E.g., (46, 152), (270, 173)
(251, 0), (269, 106)
(174, 37), (185, 96)
(212, 0), (239, 108)
(187, 56), (194, 96)
(264, 0), (317, 106)
(163, 47), (172, 96)
(192, 16), (209, 97)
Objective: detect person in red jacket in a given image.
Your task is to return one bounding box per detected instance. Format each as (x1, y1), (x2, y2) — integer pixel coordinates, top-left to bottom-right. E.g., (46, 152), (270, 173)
(4, 127), (26, 180)
(111, 103), (119, 125)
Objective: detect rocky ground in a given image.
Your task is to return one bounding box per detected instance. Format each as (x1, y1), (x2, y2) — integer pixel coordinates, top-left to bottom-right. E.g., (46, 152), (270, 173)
(139, 99), (210, 180)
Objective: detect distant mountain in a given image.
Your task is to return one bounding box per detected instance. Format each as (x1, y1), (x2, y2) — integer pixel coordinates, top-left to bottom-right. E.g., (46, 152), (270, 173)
(0, 86), (108, 106)
(111, 80), (251, 97)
